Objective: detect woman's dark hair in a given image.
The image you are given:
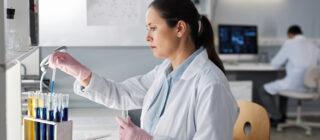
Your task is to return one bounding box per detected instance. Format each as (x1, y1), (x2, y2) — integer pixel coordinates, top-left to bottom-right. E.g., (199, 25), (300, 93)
(149, 0), (226, 74)
(287, 25), (303, 35)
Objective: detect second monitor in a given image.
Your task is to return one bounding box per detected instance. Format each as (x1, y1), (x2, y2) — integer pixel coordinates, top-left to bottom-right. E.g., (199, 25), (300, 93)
(218, 24), (258, 54)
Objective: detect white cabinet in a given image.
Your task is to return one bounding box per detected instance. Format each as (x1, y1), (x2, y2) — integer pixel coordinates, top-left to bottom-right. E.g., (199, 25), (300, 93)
(0, 47), (40, 140)
(0, 0), (39, 138)
(0, 0), (7, 139)
(3, 47), (39, 140)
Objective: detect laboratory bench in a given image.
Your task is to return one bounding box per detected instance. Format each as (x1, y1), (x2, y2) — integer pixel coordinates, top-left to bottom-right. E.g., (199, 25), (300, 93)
(69, 108), (121, 140)
(224, 62), (285, 104)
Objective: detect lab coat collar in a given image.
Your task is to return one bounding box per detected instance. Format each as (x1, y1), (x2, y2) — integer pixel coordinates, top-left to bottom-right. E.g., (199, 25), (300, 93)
(180, 48), (208, 80)
(294, 35), (305, 40)
(158, 48), (208, 81)
(164, 47), (204, 82)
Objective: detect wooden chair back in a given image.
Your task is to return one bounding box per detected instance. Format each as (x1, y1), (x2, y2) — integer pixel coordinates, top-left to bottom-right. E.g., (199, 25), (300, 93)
(234, 101), (270, 140)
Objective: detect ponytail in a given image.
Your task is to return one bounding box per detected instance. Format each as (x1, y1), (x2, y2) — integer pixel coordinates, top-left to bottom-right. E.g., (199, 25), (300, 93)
(197, 16), (226, 75)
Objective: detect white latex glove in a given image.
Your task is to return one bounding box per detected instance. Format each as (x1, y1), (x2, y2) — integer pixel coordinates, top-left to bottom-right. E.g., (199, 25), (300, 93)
(116, 116), (153, 140)
(49, 52), (91, 81)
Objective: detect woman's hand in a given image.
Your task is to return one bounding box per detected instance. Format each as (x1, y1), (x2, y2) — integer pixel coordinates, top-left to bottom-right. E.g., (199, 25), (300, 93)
(116, 116), (153, 140)
(49, 52), (92, 86)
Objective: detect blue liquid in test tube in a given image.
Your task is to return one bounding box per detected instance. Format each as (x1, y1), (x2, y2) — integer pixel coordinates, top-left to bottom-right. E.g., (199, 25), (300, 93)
(55, 94), (62, 122)
(55, 110), (61, 122)
(62, 108), (68, 121)
(35, 107), (41, 140)
(35, 93), (42, 140)
(48, 94), (56, 140)
(40, 107), (47, 140)
(48, 110), (55, 140)
(40, 93), (49, 140)
(62, 94), (69, 121)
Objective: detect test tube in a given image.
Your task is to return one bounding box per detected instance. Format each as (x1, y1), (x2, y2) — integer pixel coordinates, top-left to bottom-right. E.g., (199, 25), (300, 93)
(26, 92), (35, 140)
(62, 94), (69, 121)
(48, 93), (56, 121)
(48, 93), (56, 140)
(35, 92), (43, 119)
(42, 93), (49, 120)
(34, 92), (42, 140)
(121, 96), (129, 119)
(55, 94), (62, 122)
(40, 93), (49, 140)
(28, 92), (36, 118)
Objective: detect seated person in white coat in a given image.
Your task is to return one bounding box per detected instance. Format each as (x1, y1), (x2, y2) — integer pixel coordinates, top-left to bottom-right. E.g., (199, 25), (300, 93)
(49, 0), (239, 139)
(259, 25), (320, 126)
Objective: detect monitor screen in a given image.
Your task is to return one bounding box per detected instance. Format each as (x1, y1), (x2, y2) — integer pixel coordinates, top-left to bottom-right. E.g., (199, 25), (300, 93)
(218, 25), (258, 54)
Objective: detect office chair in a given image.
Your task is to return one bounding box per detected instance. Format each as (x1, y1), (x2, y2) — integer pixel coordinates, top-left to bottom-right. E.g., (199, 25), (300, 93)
(234, 101), (270, 140)
(277, 66), (320, 135)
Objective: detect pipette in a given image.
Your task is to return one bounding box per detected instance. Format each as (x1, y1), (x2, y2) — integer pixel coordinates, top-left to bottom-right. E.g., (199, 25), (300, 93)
(51, 69), (56, 94)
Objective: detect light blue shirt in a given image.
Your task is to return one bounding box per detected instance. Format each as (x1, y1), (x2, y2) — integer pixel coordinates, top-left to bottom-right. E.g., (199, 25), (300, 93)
(143, 47), (204, 134)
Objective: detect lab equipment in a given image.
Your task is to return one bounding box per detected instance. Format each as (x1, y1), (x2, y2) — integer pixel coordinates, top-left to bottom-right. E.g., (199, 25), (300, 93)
(34, 92), (42, 140)
(24, 93), (72, 139)
(40, 93), (48, 140)
(55, 94), (62, 122)
(121, 96), (129, 120)
(24, 93), (73, 140)
(51, 69), (56, 94)
(48, 93), (56, 140)
(62, 94), (69, 121)
(26, 92), (35, 140)
(35, 92), (43, 119)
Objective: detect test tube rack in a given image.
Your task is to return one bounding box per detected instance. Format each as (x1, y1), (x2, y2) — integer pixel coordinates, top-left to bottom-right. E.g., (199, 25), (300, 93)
(23, 117), (73, 140)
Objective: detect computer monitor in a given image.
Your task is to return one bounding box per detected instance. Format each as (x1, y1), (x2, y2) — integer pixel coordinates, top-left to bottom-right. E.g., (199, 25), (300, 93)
(218, 24), (258, 62)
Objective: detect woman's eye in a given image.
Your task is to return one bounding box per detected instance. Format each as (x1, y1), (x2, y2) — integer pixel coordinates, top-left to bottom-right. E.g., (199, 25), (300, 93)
(150, 27), (156, 31)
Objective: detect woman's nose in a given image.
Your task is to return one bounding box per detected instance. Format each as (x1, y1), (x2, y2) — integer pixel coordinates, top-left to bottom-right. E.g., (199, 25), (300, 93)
(146, 35), (153, 42)
(146, 30), (153, 42)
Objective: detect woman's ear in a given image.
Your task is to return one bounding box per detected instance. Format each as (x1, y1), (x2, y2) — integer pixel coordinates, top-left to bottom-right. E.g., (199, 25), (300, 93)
(176, 20), (187, 38)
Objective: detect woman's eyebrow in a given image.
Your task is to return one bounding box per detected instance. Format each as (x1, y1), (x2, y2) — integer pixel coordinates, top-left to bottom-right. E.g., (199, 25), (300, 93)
(146, 23), (154, 27)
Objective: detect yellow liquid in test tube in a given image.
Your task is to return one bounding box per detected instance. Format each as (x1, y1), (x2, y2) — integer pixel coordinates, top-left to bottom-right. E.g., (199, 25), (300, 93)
(25, 97), (35, 140)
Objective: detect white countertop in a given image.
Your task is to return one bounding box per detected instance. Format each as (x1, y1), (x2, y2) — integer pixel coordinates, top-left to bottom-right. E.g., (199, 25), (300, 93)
(224, 62), (283, 71)
(70, 108), (122, 140)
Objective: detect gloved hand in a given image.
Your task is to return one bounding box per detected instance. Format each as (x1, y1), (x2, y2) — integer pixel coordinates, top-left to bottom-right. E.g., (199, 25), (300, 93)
(116, 116), (153, 140)
(49, 52), (91, 81)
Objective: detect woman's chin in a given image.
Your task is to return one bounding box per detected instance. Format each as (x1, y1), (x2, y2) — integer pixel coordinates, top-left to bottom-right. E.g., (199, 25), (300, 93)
(152, 52), (164, 58)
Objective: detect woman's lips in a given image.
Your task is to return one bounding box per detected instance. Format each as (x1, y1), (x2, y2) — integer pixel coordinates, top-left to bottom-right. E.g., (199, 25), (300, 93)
(150, 46), (156, 49)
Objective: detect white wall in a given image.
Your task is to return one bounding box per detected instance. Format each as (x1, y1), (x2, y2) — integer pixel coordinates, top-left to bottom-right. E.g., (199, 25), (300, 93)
(214, 0), (320, 46)
(39, 0), (151, 46)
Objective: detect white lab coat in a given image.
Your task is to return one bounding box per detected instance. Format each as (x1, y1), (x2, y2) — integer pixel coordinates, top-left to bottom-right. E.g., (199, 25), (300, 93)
(74, 49), (239, 140)
(264, 35), (320, 95)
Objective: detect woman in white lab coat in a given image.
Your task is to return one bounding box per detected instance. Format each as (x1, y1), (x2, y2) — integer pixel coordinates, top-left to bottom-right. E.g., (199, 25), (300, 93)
(260, 25), (320, 126)
(49, 0), (239, 139)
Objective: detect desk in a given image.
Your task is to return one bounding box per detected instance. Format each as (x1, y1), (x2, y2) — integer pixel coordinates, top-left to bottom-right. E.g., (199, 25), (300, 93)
(229, 81), (252, 101)
(225, 62), (285, 103)
(224, 62), (280, 71)
(70, 108), (120, 140)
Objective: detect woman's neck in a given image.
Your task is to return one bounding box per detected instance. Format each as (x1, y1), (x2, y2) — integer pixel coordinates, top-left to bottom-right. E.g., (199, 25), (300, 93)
(168, 40), (196, 70)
